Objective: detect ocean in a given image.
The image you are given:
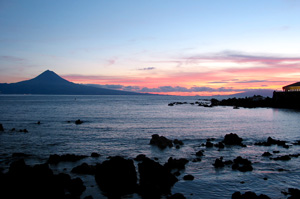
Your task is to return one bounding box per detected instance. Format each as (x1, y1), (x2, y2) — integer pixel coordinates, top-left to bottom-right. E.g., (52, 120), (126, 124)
(1, 95), (300, 199)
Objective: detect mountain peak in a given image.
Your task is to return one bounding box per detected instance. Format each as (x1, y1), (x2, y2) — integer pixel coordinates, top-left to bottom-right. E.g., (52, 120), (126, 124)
(31, 70), (71, 84)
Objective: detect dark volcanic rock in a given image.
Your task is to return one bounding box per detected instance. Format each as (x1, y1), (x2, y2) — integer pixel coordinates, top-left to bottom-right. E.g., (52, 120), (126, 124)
(232, 156), (253, 172)
(164, 157), (189, 171)
(0, 123), (4, 131)
(262, 152), (272, 157)
(134, 154), (148, 161)
(205, 141), (214, 148)
(75, 119), (83, 125)
(95, 156), (137, 198)
(2, 159), (85, 199)
(255, 137), (289, 148)
(71, 163), (96, 175)
(232, 191), (271, 199)
(138, 157), (178, 198)
(282, 188), (300, 199)
(183, 174), (194, 181)
(195, 150), (204, 156)
(150, 134), (174, 149)
(91, 152), (100, 157)
(214, 142), (225, 149)
(47, 154), (87, 164)
(223, 133), (244, 146)
(168, 193), (186, 199)
(213, 157), (225, 168)
(271, 155), (291, 161)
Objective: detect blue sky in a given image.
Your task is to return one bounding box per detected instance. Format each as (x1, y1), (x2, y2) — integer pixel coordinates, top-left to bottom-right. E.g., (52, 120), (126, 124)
(1, 0), (300, 95)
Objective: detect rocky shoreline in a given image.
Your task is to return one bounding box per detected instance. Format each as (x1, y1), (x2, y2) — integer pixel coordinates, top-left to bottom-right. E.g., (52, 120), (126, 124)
(1, 125), (300, 199)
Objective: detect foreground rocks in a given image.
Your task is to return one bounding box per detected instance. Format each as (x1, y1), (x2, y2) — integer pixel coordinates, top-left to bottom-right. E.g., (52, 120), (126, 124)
(232, 191), (270, 199)
(0, 159), (86, 199)
(95, 156), (137, 198)
(138, 157), (178, 198)
(47, 154), (87, 164)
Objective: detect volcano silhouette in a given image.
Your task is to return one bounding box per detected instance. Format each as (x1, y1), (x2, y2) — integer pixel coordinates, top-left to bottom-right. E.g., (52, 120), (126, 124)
(0, 70), (144, 95)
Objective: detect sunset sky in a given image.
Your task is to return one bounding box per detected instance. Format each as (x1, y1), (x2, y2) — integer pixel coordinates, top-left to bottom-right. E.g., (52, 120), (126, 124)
(1, 0), (300, 96)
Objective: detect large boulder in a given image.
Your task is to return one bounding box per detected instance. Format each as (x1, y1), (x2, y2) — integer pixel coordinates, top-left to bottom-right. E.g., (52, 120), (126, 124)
(223, 133), (244, 146)
(2, 160), (85, 199)
(95, 156), (137, 198)
(138, 157), (178, 198)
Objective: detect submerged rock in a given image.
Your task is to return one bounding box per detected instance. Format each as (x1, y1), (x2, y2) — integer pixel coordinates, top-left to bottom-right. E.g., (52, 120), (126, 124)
(0, 123), (4, 131)
(95, 156), (137, 198)
(262, 152), (272, 157)
(255, 137), (289, 148)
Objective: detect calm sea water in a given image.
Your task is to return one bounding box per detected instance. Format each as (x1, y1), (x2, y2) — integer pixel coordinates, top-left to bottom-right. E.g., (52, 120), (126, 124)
(1, 95), (300, 199)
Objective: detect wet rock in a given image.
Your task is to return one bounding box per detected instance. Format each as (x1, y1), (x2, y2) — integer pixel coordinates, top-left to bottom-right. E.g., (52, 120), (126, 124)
(232, 191), (271, 199)
(91, 152), (100, 157)
(213, 157), (225, 168)
(164, 157), (189, 171)
(47, 154), (87, 164)
(68, 177), (86, 196)
(293, 140), (300, 145)
(273, 151), (280, 153)
(232, 156), (253, 172)
(19, 129), (28, 133)
(214, 142), (225, 149)
(0, 123), (4, 131)
(37, 121), (41, 125)
(75, 119), (83, 125)
(150, 134), (173, 149)
(192, 158), (201, 162)
(138, 157), (178, 198)
(282, 188), (300, 198)
(205, 141), (213, 148)
(3, 160), (85, 199)
(12, 152), (31, 157)
(255, 137), (288, 148)
(134, 154), (148, 161)
(271, 155), (291, 161)
(95, 156), (137, 198)
(71, 163), (96, 175)
(183, 174), (194, 181)
(173, 139), (184, 146)
(262, 152), (272, 157)
(223, 133), (244, 146)
(196, 150), (204, 156)
(168, 193), (186, 199)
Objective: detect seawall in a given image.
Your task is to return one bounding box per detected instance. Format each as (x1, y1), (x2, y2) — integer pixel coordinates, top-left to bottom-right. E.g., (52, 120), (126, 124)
(273, 91), (300, 109)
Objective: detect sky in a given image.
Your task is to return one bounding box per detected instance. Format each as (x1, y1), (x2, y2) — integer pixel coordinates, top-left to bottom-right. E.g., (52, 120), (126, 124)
(1, 0), (300, 96)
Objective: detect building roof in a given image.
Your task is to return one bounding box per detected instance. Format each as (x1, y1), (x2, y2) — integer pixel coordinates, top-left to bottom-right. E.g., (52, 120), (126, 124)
(283, 82), (300, 88)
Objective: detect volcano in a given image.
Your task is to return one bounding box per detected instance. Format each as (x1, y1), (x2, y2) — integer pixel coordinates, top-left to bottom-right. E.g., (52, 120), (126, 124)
(0, 70), (144, 95)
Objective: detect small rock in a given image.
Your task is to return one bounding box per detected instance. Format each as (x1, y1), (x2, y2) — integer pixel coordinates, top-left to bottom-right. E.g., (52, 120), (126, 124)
(75, 119), (83, 125)
(262, 152), (272, 157)
(91, 152), (100, 157)
(195, 150), (204, 156)
(150, 134), (173, 149)
(183, 174), (194, 181)
(0, 123), (4, 131)
(71, 163), (96, 175)
(168, 193), (186, 199)
(134, 154), (147, 161)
